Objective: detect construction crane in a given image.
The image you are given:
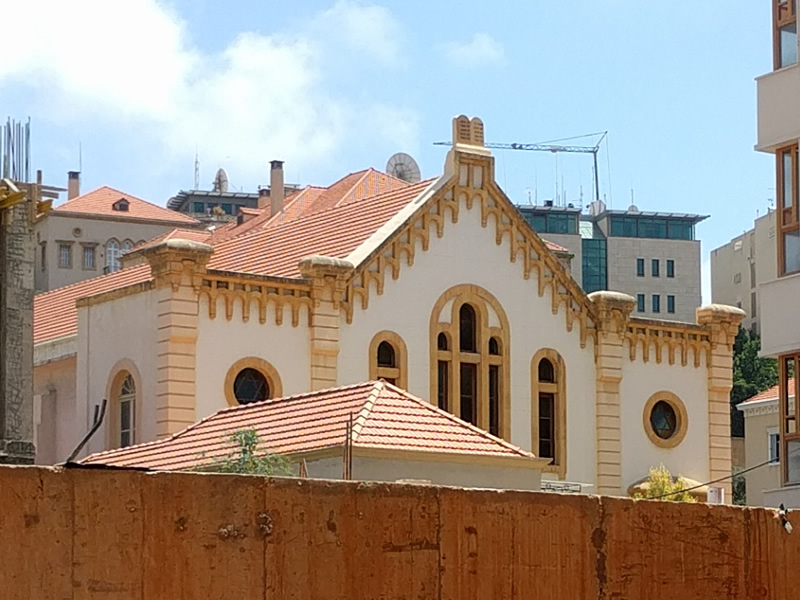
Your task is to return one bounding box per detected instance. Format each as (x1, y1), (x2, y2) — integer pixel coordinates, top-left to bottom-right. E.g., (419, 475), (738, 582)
(434, 131), (607, 203)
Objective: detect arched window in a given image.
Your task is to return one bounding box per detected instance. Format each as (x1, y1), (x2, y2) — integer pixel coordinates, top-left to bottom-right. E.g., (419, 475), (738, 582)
(531, 350), (566, 478)
(431, 286), (509, 439)
(224, 358), (283, 407)
(106, 239), (121, 273)
(369, 332), (408, 389)
(122, 239), (134, 253)
(118, 373), (136, 448)
(459, 303), (477, 352)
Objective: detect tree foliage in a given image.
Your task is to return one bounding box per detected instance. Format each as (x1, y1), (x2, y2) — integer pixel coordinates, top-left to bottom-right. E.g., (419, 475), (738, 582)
(198, 429), (293, 476)
(634, 464), (697, 502)
(730, 329), (778, 437)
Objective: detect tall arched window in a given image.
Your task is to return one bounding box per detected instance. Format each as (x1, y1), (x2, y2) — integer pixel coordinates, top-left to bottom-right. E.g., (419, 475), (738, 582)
(431, 286), (510, 439)
(369, 331), (408, 389)
(531, 350), (566, 478)
(122, 239), (134, 253)
(106, 239), (121, 273)
(118, 373), (136, 448)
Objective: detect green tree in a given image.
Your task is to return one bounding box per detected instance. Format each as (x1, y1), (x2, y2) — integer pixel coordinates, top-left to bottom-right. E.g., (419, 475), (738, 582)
(730, 329), (778, 437)
(634, 464), (697, 502)
(198, 429), (293, 476)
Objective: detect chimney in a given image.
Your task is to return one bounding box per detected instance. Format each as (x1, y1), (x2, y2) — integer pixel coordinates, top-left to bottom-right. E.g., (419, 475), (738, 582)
(270, 160), (284, 215)
(67, 171), (81, 200)
(258, 187), (270, 210)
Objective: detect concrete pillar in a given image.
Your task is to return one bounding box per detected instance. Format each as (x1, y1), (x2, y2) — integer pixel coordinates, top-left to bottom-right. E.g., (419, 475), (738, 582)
(697, 304), (745, 502)
(0, 187), (35, 464)
(299, 256), (353, 391)
(140, 239), (213, 438)
(589, 291), (636, 496)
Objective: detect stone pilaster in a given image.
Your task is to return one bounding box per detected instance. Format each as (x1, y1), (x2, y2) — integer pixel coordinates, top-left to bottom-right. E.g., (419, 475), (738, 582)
(697, 304), (746, 502)
(299, 256), (354, 391)
(0, 184), (35, 464)
(589, 291), (636, 496)
(140, 239), (213, 439)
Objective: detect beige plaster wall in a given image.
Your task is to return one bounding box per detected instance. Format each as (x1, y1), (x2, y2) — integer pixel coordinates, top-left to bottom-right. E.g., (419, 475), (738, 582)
(194, 297), (311, 419)
(337, 197), (598, 486)
(743, 405), (781, 507)
(75, 290), (159, 457)
(307, 454), (542, 491)
(33, 356), (77, 465)
(619, 354), (710, 491)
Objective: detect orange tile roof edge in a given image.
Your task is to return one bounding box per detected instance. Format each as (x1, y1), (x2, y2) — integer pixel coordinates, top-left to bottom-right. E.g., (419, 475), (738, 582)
(741, 379), (794, 404)
(53, 185), (199, 224)
(82, 381), (540, 470)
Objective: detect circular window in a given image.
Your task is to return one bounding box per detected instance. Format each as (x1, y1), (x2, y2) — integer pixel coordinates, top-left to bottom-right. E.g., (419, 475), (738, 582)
(650, 401), (677, 439)
(233, 368), (269, 405)
(643, 392), (687, 448)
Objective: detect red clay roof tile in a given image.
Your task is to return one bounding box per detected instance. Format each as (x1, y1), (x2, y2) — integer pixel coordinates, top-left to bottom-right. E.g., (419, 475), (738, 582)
(82, 381), (536, 470)
(54, 186), (199, 224)
(741, 380), (794, 404)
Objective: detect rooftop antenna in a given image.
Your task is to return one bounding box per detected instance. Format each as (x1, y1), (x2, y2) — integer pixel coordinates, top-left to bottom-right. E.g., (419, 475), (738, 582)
(193, 145), (200, 190)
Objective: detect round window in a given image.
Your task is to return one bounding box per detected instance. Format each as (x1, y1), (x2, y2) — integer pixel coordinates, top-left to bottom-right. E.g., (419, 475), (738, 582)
(649, 400), (678, 439)
(233, 368), (269, 405)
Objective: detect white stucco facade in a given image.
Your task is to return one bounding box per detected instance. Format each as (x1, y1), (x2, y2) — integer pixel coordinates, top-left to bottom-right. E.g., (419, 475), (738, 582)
(35, 117), (742, 499)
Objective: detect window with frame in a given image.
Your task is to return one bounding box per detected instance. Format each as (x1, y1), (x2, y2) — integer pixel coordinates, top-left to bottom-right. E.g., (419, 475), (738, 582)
(636, 258), (645, 277)
(531, 350), (566, 477)
(651, 259), (660, 277)
(775, 0), (798, 68)
(652, 294), (661, 313)
(369, 331), (407, 390)
(637, 294), (645, 313)
(58, 243), (72, 268)
(432, 288), (508, 439)
(40, 242), (47, 272)
(118, 374), (136, 448)
(778, 145), (800, 275)
(779, 353), (800, 484)
(106, 239), (121, 273)
(82, 245), (96, 270)
(666, 259), (675, 278)
(667, 295), (675, 314)
(768, 427), (781, 464)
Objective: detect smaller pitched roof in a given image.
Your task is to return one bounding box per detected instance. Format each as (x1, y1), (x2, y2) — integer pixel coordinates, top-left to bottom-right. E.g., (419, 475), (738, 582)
(34, 265), (152, 345)
(82, 381), (537, 470)
(741, 380), (794, 405)
(134, 227), (212, 251)
(542, 239), (569, 253)
(53, 186), (199, 225)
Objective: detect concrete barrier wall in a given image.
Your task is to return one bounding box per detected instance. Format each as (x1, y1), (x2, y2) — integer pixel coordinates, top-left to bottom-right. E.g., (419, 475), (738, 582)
(0, 466), (797, 599)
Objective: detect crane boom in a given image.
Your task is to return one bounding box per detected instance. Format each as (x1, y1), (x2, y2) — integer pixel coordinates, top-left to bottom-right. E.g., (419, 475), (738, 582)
(433, 131), (607, 202)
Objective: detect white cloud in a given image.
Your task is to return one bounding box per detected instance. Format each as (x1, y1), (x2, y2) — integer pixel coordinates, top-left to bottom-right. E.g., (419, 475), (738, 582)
(0, 0), (415, 186)
(442, 33), (504, 67)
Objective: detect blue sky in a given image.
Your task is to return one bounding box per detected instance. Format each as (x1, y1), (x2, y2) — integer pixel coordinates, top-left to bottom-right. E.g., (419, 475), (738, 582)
(2, 1), (775, 300)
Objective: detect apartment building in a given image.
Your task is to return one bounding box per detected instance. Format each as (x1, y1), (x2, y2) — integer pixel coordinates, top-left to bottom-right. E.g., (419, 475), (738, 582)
(35, 173), (202, 292)
(710, 209), (778, 334)
(518, 202), (706, 323)
(749, 0), (800, 507)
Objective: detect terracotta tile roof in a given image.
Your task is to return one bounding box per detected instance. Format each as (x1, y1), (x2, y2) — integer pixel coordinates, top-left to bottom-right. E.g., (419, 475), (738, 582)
(207, 179), (435, 277)
(33, 265), (152, 345)
(542, 239), (569, 253)
(53, 186), (199, 225)
(82, 381), (536, 470)
(134, 227), (212, 251)
(742, 380), (794, 404)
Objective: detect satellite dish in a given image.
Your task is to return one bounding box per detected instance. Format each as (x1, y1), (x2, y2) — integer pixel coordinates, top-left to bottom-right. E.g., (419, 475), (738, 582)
(628, 204), (640, 213)
(213, 168), (229, 193)
(588, 199), (606, 216)
(386, 152), (421, 183)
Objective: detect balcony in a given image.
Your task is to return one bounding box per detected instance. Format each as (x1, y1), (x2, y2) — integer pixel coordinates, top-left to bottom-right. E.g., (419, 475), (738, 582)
(756, 63), (800, 153)
(759, 270), (800, 356)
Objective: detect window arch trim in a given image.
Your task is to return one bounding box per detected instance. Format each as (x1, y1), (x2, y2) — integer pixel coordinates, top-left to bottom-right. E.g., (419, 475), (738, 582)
(369, 330), (408, 389)
(429, 284), (510, 440)
(224, 357), (283, 407)
(531, 348), (567, 479)
(105, 359), (143, 450)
